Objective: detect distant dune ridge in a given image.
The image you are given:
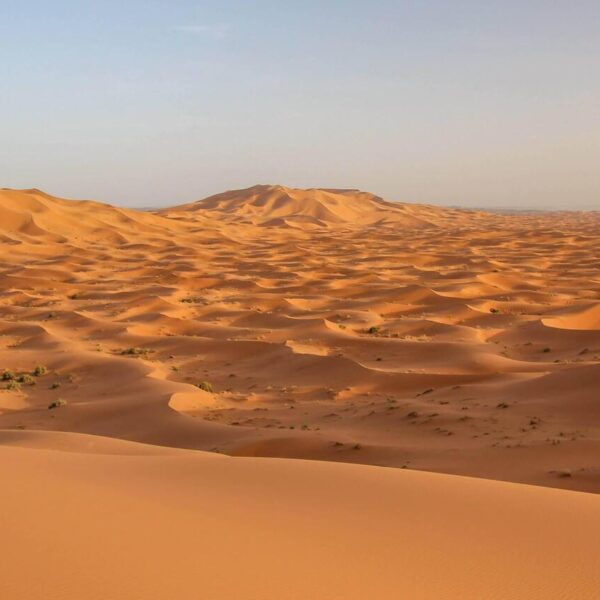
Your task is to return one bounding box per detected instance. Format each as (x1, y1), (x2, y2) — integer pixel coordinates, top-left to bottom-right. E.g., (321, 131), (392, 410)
(0, 184), (520, 235)
(1, 184), (600, 598)
(160, 184), (449, 228)
(0, 187), (175, 242)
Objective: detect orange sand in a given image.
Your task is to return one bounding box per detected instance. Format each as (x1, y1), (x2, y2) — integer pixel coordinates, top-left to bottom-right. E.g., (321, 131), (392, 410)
(1, 185), (600, 597)
(1, 430), (600, 600)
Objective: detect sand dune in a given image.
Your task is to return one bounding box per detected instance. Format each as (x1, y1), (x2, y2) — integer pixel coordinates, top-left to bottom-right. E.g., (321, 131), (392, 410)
(1, 185), (600, 495)
(159, 184), (471, 229)
(1, 431), (599, 600)
(0, 188), (175, 243)
(543, 303), (600, 330)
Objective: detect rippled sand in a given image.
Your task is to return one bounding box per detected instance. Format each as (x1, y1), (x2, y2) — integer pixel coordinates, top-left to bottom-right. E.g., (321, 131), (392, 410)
(1, 185), (599, 598)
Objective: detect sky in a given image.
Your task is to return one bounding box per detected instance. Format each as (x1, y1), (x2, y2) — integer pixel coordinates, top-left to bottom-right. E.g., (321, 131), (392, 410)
(1, 1), (599, 209)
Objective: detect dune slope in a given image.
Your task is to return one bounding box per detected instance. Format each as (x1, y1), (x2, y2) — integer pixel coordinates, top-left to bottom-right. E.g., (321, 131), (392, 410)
(1, 431), (599, 600)
(0, 188), (175, 243)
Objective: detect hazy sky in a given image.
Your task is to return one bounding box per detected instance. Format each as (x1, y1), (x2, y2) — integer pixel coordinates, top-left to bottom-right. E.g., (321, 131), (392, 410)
(2, 1), (599, 209)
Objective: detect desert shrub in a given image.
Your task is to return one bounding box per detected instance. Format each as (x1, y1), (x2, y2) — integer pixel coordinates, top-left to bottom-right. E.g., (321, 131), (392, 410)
(367, 326), (379, 334)
(121, 347), (150, 356)
(197, 381), (213, 393)
(33, 365), (47, 376)
(50, 382), (61, 390)
(48, 398), (67, 409)
(18, 374), (35, 385)
(6, 381), (21, 391)
(2, 370), (15, 381)
(489, 308), (499, 314)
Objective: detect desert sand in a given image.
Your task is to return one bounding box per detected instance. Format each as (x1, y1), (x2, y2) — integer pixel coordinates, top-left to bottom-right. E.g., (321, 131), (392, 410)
(2, 430), (600, 600)
(1, 185), (600, 597)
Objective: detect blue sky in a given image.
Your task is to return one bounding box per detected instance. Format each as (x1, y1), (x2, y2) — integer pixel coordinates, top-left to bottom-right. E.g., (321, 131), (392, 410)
(1, 1), (599, 208)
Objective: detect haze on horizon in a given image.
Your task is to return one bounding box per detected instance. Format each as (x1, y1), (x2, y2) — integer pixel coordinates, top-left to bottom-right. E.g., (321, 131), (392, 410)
(2, 1), (599, 210)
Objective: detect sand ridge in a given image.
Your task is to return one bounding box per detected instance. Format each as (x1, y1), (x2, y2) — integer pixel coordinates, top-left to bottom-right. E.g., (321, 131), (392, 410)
(159, 184), (454, 228)
(1, 185), (600, 492)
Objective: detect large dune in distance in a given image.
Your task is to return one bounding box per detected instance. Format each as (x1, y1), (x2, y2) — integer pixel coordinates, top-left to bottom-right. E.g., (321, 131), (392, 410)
(0, 188), (176, 243)
(1, 183), (600, 597)
(159, 183), (476, 229)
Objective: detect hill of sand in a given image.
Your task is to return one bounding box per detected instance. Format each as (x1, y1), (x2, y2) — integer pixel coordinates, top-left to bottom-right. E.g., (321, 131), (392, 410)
(159, 184), (478, 229)
(0, 188), (177, 243)
(2, 185), (600, 597)
(1, 430), (599, 600)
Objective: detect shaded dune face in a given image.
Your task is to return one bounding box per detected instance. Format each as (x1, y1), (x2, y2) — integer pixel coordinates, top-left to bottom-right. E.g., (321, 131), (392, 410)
(1, 186), (600, 492)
